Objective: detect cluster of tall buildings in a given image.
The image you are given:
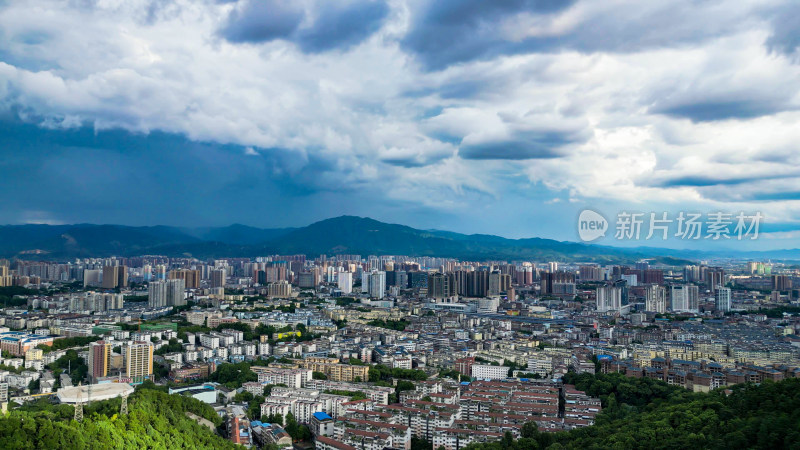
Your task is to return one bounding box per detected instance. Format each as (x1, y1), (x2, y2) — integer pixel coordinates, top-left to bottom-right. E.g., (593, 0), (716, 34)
(362, 270), (386, 299)
(69, 292), (124, 312)
(88, 340), (154, 383)
(168, 269), (201, 288)
(0, 265), (11, 287)
(148, 279), (186, 307)
(101, 265), (128, 289)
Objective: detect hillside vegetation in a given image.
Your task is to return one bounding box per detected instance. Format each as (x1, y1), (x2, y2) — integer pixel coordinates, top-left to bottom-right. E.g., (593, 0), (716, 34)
(0, 387), (236, 449)
(465, 372), (800, 450)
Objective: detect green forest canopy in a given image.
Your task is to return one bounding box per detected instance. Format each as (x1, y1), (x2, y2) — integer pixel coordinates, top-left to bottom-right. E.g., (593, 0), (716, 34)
(0, 386), (236, 449)
(3, 371), (800, 449)
(463, 372), (800, 450)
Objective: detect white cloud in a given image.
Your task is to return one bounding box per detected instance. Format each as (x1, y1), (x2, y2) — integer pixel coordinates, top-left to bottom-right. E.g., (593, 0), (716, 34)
(1, 0), (800, 240)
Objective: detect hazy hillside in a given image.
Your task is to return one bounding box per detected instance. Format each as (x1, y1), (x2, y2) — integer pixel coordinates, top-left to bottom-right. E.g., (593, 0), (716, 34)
(0, 216), (692, 263)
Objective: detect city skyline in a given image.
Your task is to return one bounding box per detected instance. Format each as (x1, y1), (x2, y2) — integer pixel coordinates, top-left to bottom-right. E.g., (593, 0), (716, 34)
(1, 1), (800, 250)
(4, 2), (800, 448)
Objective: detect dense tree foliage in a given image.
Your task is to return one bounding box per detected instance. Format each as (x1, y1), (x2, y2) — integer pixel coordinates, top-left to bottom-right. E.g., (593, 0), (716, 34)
(154, 338), (184, 355)
(412, 437), (434, 450)
(261, 413), (284, 426)
(209, 361), (257, 389)
(0, 387), (236, 449)
(439, 368), (470, 381)
(463, 374), (800, 450)
(284, 412), (312, 442)
(38, 336), (102, 353)
(396, 380), (416, 398)
(324, 389), (368, 401)
(335, 297), (358, 307)
(0, 286), (38, 308)
(727, 305), (800, 318)
(367, 319), (409, 331)
(562, 372), (689, 410)
(263, 383), (287, 397)
(48, 350), (88, 385)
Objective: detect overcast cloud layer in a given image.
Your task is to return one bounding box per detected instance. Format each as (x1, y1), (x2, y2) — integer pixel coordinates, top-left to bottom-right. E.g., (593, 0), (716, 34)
(1, 0), (800, 249)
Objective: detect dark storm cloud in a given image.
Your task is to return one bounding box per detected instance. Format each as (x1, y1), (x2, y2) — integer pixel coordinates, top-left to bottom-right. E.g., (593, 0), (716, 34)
(401, 0), (759, 70)
(401, 0), (575, 70)
(380, 157), (427, 168)
(650, 99), (794, 122)
(459, 129), (585, 160)
(295, 1), (390, 52)
(765, 3), (800, 59)
(747, 191), (800, 202)
(650, 173), (800, 188)
(220, 0), (390, 52)
(655, 176), (762, 188)
(0, 117), (351, 226)
(220, 0), (304, 43)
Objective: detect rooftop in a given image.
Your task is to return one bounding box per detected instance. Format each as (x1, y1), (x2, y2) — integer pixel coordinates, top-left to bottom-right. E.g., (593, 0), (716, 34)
(57, 383), (134, 404)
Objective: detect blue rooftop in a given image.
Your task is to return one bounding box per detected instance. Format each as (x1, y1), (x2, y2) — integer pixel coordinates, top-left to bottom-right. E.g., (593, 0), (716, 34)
(313, 412), (333, 421)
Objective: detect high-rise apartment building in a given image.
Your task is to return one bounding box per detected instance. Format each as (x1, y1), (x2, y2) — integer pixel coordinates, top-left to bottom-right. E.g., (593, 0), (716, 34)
(125, 341), (153, 383)
(579, 264), (603, 282)
(515, 265), (534, 285)
(266, 280), (292, 298)
(169, 269), (200, 289)
(88, 340), (112, 382)
(298, 272), (316, 289)
(117, 265), (128, 288)
(101, 265), (128, 289)
(211, 269), (227, 288)
(337, 272), (353, 294)
(428, 272), (455, 299)
(642, 269), (664, 284)
(596, 285), (623, 312)
(102, 266), (118, 289)
(367, 270), (386, 299)
(154, 264), (167, 280)
(541, 271), (576, 295)
(142, 264), (152, 281)
(148, 280), (168, 307)
(671, 284), (700, 312)
(645, 285), (667, 313)
(773, 275), (792, 291)
(167, 278), (186, 306)
(0, 265), (11, 287)
(715, 286), (732, 312)
(487, 270), (510, 295)
(707, 267), (725, 293)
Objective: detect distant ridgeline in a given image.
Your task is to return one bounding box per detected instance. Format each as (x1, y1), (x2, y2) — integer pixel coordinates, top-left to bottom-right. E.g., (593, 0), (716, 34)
(0, 386), (236, 449)
(0, 217), (693, 263)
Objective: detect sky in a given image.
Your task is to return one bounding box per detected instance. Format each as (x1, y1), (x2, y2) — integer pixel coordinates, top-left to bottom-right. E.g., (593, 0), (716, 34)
(1, 0), (800, 251)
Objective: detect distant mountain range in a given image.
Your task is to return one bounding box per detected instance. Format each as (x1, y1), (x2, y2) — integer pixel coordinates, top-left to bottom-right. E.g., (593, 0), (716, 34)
(0, 215), (746, 263)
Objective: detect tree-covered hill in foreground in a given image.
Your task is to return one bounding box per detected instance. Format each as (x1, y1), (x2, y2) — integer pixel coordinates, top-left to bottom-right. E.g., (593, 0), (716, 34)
(2, 374), (799, 449)
(465, 373), (800, 450)
(0, 386), (237, 449)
